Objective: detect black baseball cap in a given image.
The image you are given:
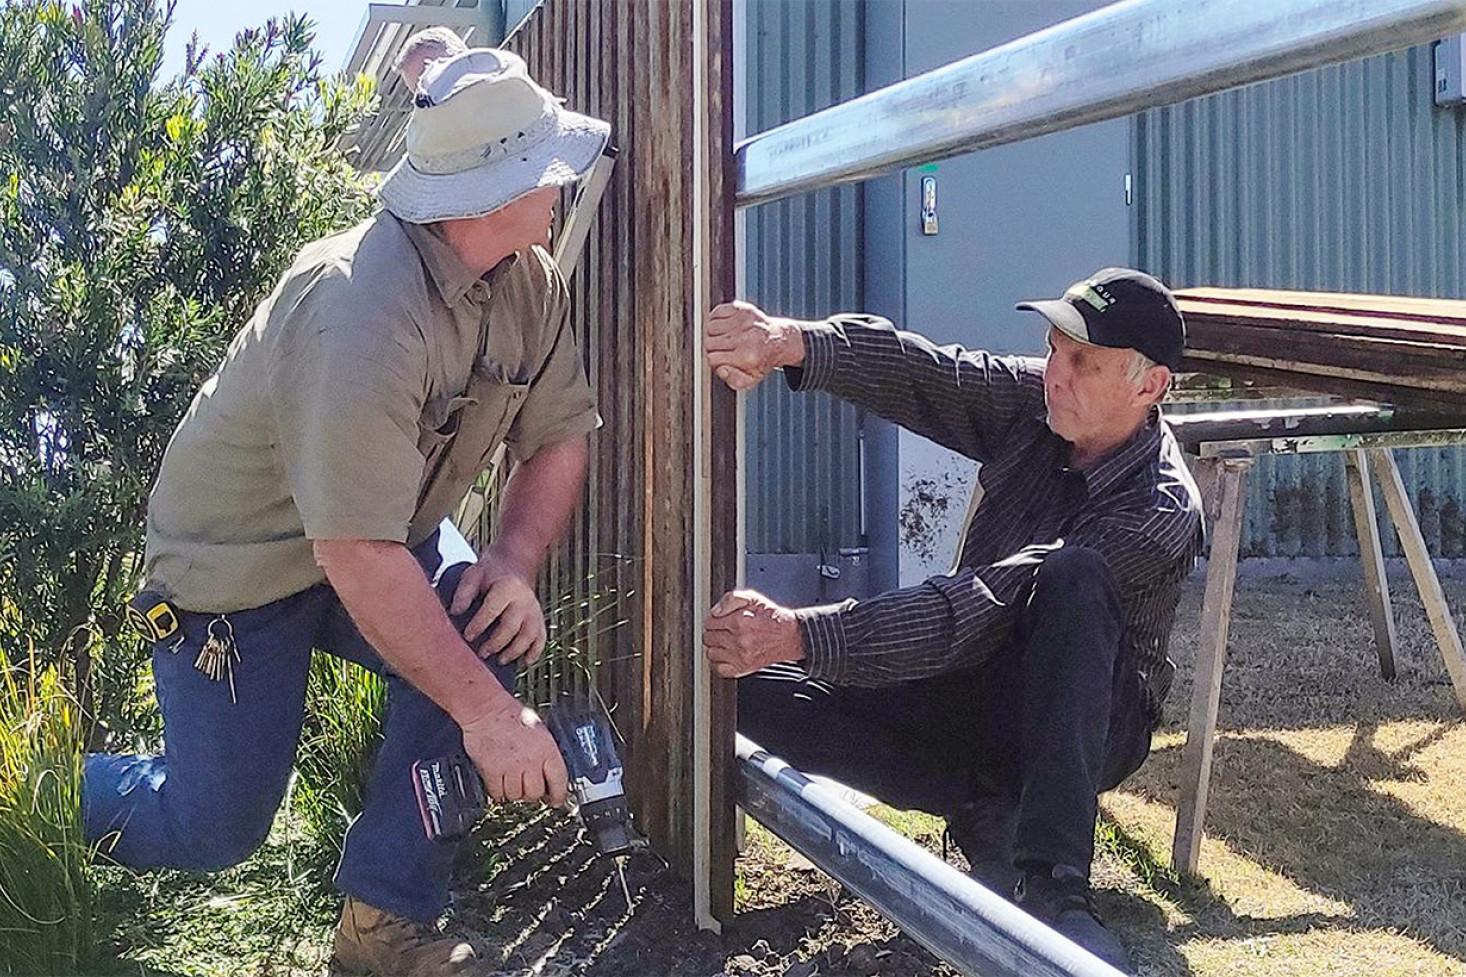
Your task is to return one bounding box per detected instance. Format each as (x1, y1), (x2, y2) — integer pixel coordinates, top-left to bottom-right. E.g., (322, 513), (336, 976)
(1016, 267), (1185, 370)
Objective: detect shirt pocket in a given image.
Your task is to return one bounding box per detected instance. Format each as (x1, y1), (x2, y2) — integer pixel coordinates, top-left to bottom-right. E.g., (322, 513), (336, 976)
(411, 365), (529, 530)
(463, 359), (530, 465)
(417, 393), (478, 458)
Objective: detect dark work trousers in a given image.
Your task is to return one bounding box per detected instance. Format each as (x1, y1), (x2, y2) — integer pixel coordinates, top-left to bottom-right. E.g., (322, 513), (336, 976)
(84, 523), (514, 922)
(739, 545), (1154, 874)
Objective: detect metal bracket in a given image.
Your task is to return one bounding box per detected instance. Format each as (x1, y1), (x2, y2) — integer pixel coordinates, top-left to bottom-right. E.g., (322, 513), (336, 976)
(920, 175), (939, 235)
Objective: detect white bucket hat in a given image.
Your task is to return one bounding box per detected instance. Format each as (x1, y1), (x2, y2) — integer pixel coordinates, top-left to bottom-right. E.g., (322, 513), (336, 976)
(378, 48), (611, 223)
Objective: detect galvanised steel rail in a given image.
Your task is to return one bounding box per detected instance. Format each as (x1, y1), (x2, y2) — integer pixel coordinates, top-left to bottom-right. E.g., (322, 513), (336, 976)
(737, 736), (1128, 977)
(734, 0), (1466, 207)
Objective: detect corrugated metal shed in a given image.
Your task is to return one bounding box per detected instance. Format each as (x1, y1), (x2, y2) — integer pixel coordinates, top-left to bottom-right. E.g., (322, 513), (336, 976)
(743, 0), (866, 557)
(1136, 42), (1466, 556)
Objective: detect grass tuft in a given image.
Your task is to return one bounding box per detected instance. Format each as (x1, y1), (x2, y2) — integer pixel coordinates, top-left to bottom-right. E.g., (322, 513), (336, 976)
(0, 647), (103, 975)
(293, 655), (386, 858)
(1096, 814), (1183, 890)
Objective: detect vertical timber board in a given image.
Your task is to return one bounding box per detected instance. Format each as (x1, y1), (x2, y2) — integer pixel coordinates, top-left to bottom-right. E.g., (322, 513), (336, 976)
(566, 0), (581, 690)
(669, 0), (697, 869)
(542, 0), (562, 701)
(635, 0), (669, 856)
(711, 0), (740, 925)
(653, 0), (690, 861)
(563, 0), (583, 700)
(571, 0), (595, 701)
(613, 0), (645, 782)
(601, 0), (632, 737)
(689, 0), (739, 926)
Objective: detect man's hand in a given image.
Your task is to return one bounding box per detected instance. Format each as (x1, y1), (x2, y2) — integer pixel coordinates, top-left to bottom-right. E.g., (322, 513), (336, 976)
(314, 538), (564, 809)
(706, 301), (806, 391)
(704, 589), (805, 678)
(450, 555), (548, 666)
(460, 696), (568, 806)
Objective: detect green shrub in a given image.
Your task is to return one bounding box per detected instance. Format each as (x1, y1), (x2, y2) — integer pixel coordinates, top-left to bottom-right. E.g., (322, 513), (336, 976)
(0, 0), (376, 742)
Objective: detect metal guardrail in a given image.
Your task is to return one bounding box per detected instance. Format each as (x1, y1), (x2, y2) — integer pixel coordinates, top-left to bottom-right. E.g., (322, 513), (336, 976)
(737, 736), (1128, 977)
(734, 0), (1466, 207)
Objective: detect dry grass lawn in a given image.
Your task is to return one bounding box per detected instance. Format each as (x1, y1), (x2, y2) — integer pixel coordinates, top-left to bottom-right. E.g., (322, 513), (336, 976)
(1094, 563), (1466, 976)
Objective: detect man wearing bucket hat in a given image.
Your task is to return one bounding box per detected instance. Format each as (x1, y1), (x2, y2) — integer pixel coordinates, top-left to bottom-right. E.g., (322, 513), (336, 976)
(83, 49), (609, 975)
(701, 269), (1203, 972)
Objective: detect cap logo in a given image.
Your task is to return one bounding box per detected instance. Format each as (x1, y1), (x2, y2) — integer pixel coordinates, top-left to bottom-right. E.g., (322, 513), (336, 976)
(1066, 281), (1115, 313)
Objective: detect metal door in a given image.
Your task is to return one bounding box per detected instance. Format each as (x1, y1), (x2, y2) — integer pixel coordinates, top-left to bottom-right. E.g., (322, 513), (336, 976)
(871, 0), (1134, 583)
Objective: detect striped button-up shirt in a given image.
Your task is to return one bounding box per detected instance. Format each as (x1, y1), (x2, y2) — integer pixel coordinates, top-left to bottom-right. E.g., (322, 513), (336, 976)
(788, 315), (1204, 722)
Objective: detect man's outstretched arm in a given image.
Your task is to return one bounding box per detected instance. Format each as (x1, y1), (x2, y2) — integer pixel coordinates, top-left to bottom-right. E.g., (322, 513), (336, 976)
(706, 513), (1192, 688)
(706, 300), (1042, 463)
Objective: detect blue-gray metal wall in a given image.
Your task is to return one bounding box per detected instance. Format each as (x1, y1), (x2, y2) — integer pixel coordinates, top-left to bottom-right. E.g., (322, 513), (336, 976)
(503, 0), (541, 37)
(744, 0), (866, 556)
(1135, 42), (1466, 557)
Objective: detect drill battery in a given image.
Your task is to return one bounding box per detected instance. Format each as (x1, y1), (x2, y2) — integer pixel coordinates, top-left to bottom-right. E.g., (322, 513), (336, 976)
(411, 753), (488, 842)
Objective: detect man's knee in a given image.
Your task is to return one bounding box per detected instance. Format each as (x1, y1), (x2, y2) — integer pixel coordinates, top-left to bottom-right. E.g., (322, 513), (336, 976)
(1020, 546), (1124, 671)
(170, 775), (288, 871)
(1030, 546), (1117, 610)
(736, 669), (796, 738)
(736, 666), (839, 754)
(179, 820), (272, 872)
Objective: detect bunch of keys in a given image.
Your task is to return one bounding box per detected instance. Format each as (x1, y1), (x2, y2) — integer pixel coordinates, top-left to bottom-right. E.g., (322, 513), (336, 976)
(126, 592), (242, 703)
(195, 615), (240, 703)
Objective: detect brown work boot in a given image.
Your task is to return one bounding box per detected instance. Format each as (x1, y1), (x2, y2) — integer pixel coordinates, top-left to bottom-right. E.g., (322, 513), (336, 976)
(332, 896), (477, 976)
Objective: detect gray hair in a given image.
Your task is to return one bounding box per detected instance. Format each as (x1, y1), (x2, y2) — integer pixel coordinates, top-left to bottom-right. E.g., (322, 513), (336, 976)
(1125, 348), (1176, 407)
(392, 27), (469, 81)
(1124, 348), (1156, 385)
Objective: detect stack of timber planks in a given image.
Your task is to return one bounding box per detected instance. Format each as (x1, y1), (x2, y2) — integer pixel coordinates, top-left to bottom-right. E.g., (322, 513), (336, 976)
(1175, 288), (1466, 410)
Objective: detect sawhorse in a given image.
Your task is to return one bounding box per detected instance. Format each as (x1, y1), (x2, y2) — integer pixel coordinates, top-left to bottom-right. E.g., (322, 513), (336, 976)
(1169, 416), (1466, 873)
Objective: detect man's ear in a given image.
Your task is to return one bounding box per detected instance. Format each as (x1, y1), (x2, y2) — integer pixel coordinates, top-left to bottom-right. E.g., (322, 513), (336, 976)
(1136, 364), (1172, 407)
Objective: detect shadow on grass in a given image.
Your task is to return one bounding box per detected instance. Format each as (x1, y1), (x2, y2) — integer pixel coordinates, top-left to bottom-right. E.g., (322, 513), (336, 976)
(94, 813), (341, 976)
(1097, 815), (1363, 977)
(1115, 719), (1466, 969)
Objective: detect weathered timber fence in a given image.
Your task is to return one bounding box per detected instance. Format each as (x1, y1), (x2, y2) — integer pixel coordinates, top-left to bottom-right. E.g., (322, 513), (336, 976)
(471, 0), (740, 924)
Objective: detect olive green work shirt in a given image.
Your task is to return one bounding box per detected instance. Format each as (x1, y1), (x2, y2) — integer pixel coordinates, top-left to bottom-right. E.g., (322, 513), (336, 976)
(142, 211), (600, 613)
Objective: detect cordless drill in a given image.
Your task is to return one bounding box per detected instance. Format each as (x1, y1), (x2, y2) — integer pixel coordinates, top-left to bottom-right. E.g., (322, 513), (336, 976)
(411, 694), (638, 855)
(410, 563), (642, 897)
(411, 694), (642, 908)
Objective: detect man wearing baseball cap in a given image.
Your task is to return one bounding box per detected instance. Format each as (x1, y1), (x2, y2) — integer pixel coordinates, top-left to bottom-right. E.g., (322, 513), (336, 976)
(702, 269), (1203, 972)
(84, 49), (609, 975)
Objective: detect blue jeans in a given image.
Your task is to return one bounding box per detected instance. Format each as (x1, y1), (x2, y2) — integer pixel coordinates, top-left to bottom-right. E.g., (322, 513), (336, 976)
(83, 524), (508, 921)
